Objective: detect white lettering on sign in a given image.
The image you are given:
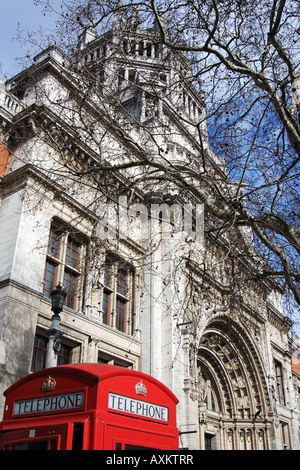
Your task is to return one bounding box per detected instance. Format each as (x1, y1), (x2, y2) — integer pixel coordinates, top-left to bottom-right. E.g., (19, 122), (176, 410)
(108, 393), (168, 422)
(13, 391), (84, 416)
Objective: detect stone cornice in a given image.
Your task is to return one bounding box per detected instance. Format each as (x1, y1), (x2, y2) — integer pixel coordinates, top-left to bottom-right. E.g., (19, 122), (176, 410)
(1, 163), (98, 225)
(267, 301), (293, 334)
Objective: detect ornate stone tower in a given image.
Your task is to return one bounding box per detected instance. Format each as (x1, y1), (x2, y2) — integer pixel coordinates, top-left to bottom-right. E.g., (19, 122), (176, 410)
(78, 7), (209, 164)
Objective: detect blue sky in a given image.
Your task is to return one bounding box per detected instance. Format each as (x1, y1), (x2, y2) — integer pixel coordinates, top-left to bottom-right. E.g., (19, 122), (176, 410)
(0, 0), (60, 79)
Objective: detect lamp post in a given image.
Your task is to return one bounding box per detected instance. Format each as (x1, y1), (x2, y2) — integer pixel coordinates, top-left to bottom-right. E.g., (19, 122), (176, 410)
(45, 284), (66, 368)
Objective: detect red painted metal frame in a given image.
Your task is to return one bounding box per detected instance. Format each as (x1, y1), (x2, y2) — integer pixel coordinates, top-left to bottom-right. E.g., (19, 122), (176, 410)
(0, 364), (179, 450)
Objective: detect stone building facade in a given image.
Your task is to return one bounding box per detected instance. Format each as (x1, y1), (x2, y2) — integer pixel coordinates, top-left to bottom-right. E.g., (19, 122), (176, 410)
(0, 9), (300, 449)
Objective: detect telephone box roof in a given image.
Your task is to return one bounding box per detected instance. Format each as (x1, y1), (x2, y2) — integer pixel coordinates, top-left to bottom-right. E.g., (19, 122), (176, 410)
(4, 363), (179, 404)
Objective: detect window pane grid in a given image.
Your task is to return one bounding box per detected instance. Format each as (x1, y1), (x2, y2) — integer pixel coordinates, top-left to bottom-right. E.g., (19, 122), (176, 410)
(117, 270), (127, 296)
(48, 229), (61, 258)
(31, 335), (48, 371)
(64, 270), (78, 309)
(116, 297), (127, 333)
(44, 261), (57, 297)
(102, 290), (111, 325)
(102, 259), (131, 334)
(66, 238), (81, 269)
(104, 263), (112, 287)
(44, 224), (83, 311)
(57, 344), (72, 365)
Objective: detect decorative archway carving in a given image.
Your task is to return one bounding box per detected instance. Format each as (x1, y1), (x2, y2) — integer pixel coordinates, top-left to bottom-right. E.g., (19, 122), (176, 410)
(197, 316), (271, 449)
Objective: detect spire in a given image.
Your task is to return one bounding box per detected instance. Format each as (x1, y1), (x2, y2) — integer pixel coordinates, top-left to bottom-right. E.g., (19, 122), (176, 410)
(79, 26), (97, 50)
(112, 5), (128, 31)
(153, 12), (170, 40)
(128, 6), (141, 32)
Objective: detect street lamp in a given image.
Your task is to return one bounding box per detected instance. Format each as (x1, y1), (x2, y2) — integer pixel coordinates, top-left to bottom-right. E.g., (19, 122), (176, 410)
(45, 284), (66, 368)
(50, 284), (67, 317)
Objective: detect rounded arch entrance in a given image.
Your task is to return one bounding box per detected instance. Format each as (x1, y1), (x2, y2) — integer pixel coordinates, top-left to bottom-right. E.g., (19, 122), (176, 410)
(197, 316), (271, 450)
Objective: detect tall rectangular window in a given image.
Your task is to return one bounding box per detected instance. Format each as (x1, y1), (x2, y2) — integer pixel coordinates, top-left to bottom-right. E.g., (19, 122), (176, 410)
(274, 360), (285, 405)
(102, 263), (113, 326)
(43, 222), (84, 310)
(65, 238), (81, 269)
(31, 334), (48, 371)
(102, 291), (110, 325)
(101, 258), (133, 334)
(63, 270), (78, 309)
(117, 270), (127, 296)
(116, 298), (126, 332)
(44, 261), (57, 298)
(48, 229), (61, 257)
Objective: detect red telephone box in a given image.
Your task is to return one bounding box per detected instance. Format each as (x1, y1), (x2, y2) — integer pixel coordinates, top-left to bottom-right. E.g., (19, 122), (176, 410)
(0, 363), (179, 450)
